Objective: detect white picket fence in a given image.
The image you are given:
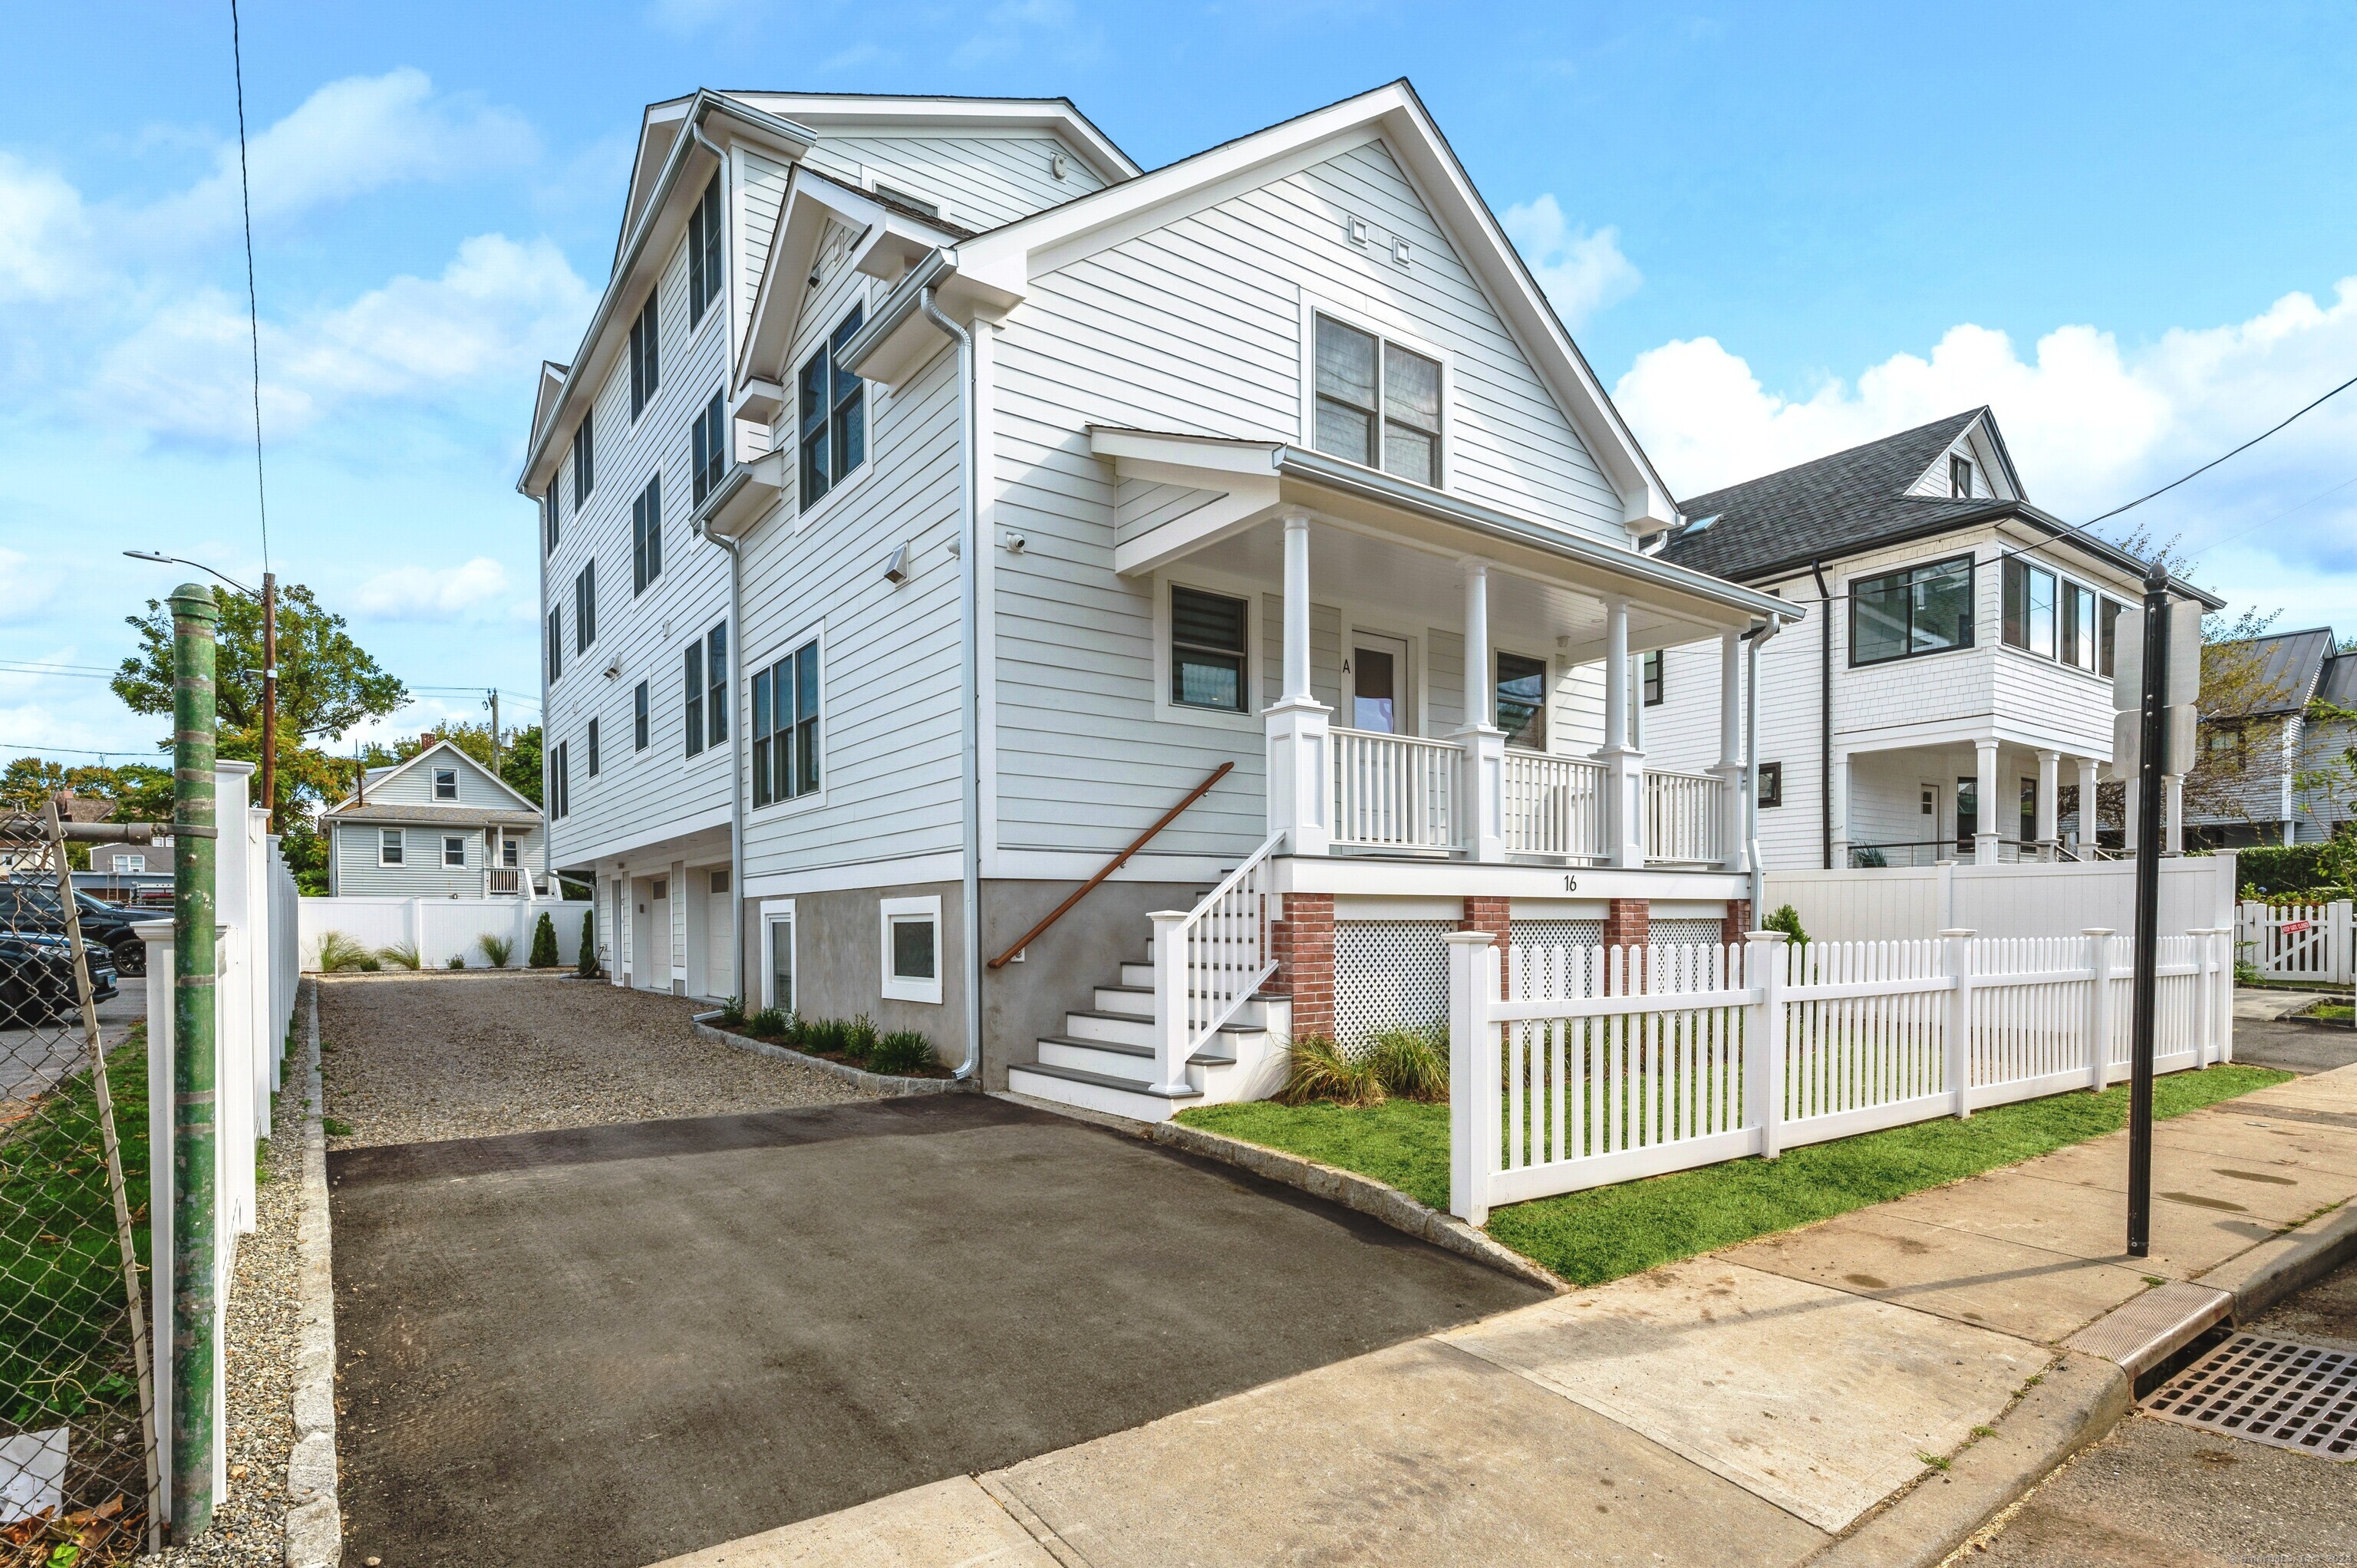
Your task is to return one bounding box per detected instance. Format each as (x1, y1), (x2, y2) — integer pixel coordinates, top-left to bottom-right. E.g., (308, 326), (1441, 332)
(2237, 901), (2353, 987)
(134, 762), (301, 1523)
(297, 894), (590, 970)
(1445, 924), (2236, 1224)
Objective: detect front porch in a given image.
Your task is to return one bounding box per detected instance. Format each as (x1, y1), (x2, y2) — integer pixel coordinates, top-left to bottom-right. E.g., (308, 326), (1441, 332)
(1832, 734), (2182, 868)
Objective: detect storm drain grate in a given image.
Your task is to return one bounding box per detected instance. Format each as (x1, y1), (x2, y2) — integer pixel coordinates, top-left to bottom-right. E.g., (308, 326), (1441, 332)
(2144, 1333), (2357, 1458)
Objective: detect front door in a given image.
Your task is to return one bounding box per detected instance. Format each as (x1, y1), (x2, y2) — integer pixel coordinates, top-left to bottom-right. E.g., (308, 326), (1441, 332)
(1349, 633), (1410, 733)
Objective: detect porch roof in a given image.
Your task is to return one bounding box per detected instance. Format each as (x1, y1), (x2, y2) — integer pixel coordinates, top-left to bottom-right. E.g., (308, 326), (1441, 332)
(1088, 426), (1803, 631)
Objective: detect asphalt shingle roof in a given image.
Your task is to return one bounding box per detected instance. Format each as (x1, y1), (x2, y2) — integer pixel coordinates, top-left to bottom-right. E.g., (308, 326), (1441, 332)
(1658, 410), (1992, 581)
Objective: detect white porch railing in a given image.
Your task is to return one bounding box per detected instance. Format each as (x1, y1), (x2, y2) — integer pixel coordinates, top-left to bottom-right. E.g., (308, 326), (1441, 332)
(1644, 769), (1725, 865)
(488, 867), (523, 895)
(1150, 831), (1284, 1093)
(1502, 750), (1607, 861)
(1446, 926), (2235, 1224)
(1330, 728), (1462, 853)
(2237, 900), (2353, 986)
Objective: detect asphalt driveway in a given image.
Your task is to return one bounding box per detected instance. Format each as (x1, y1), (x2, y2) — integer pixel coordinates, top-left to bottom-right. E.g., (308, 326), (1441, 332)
(329, 1093), (1543, 1568)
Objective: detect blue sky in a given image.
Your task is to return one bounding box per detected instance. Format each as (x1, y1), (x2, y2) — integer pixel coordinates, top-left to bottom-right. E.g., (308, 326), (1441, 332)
(5, 2), (2355, 766)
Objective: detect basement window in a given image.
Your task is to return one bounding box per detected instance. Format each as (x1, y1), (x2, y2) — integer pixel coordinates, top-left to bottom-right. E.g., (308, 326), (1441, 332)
(880, 896), (942, 1005)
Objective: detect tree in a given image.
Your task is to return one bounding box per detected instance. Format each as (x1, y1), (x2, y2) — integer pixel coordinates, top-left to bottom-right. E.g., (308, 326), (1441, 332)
(579, 909), (598, 977)
(499, 723), (543, 806)
(0, 757), (67, 813)
(530, 911), (559, 968)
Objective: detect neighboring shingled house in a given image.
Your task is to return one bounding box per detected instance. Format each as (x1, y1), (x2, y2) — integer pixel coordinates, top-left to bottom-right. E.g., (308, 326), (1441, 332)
(1642, 407), (2221, 868)
(2187, 627), (2355, 847)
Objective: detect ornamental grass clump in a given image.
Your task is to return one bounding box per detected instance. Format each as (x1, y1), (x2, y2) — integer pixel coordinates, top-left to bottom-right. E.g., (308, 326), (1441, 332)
(1368, 1025), (1448, 1102)
(717, 996), (746, 1029)
(1276, 1033), (1384, 1108)
(802, 1016), (850, 1056)
(478, 933), (514, 968)
(316, 931), (374, 973)
(844, 1014), (879, 1063)
(869, 1029), (935, 1074)
(377, 940), (422, 970)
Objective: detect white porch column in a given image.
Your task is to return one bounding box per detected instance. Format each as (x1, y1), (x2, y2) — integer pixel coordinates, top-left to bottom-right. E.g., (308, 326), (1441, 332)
(1597, 595), (1645, 866)
(1828, 748), (1851, 868)
(1265, 509), (1330, 855)
(2075, 757), (2101, 851)
(2036, 749), (2060, 861)
(1974, 739), (2000, 865)
(1452, 557), (1506, 862)
(2164, 772), (2184, 855)
(1712, 631), (1745, 871)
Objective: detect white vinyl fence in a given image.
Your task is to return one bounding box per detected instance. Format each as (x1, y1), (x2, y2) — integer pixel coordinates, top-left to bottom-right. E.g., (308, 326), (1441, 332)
(1445, 924), (2236, 1225)
(296, 894), (589, 970)
(134, 762), (300, 1522)
(2237, 901), (2353, 987)
(1763, 854), (2238, 944)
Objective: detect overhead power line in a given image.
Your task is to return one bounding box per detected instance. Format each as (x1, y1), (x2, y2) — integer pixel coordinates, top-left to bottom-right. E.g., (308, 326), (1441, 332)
(2082, 370), (2357, 531)
(229, 0), (269, 575)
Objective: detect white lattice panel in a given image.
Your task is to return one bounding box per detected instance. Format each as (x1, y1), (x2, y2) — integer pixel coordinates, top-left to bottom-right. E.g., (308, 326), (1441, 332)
(1511, 918), (1604, 950)
(1650, 917), (1726, 948)
(1333, 920), (1453, 1051)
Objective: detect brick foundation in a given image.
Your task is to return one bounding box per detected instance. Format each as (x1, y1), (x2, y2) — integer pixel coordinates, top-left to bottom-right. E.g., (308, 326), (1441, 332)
(1722, 898), (1752, 949)
(1269, 892), (1333, 1042)
(1461, 894), (1512, 996)
(1602, 898), (1650, 950)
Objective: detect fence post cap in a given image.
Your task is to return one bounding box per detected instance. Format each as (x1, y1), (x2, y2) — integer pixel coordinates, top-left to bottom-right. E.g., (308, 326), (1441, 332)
(1937, 927), (1977, 939)
(1442, 930), (1498, 947)
(2081, 926), (2116, 937)
(1744, 929), (1788, 944)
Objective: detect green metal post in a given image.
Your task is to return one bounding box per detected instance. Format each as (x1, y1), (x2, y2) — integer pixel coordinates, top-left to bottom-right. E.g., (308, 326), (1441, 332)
(169, 583), (219, 1540)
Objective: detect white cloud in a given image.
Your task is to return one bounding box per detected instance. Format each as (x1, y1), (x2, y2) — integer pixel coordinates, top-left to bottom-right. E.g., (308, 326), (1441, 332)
(0, 153), (92, 302)
(1614, 279), (2357, 591)
(953, 0), (1103, 66)
(94, 234), (593, 440)
(353, 557), (512, 621)
(0, 548), (68, 624)
(142, 68), (536, 239)
(1502, 195), (1641, 328)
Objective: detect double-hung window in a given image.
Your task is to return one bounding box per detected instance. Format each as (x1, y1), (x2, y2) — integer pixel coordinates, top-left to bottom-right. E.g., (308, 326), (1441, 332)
(1311, 314), (1442, 486)
(633, 680), (650, 751)
(687, 173), (723, 328)
(2003, 559), (2058, 658)
(628, 295), (660, 419)
(572, 411), (594, 506)
(632, 476), (664, 594)
(1642, 649), (1664, 705)
(684, 640), (705, 757)
(573, 562), (597, 653)
(752, 639), (821, 806)
(443, 835), (466, 869)
(691, 392), (727, 506)
(1850, 555), (1974, 666)
(433, 766), (457, 800)
(586, 717), (601, 777)
(378, 828), (404, 866)
(547, 608), (563, 682)
(798, 307), (866, 511)
(1496, 652), (1549, 749)
(1169, 586), (1248, 713)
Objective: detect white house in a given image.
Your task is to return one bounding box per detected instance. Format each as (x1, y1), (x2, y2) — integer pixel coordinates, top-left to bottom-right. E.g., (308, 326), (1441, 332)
(516, 82), (1805, 1118)
(319, 740), (550, 900)
(2187, 626), (2355, 848)
(1643, 410), (2223, 871)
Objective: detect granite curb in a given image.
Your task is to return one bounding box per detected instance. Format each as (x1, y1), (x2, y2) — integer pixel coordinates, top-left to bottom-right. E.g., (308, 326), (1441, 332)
(689, 1016), (975, 1098)
(282, 981), (341, 1568)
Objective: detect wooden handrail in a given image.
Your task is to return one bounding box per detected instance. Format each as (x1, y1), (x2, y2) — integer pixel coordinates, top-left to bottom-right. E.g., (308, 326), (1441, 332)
(987, 760), (1234, 969)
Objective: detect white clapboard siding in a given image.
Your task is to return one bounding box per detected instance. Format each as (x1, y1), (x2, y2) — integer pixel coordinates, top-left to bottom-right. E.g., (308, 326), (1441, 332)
(798, 131), (1109, 232)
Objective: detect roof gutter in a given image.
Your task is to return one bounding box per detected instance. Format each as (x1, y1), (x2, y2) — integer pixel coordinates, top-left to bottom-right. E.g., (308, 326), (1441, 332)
(834, 246), (961, 376)
(1272, 446), (1802, 624)
(514, 93), (815, 496)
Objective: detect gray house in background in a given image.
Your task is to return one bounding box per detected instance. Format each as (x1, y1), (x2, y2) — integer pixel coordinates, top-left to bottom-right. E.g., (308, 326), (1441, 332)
(320, 740), (550, 898)
(2187, 627), (2355, 848)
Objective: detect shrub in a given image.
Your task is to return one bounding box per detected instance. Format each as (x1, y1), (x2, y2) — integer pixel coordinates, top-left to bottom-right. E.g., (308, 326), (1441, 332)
(845, 1015), (879, 1062)
(1368, 1025), (1448, 1102)
(746, 1007), (787, 1038)
(316, 931), (372, 973)
(869, 1029), (936, 1074)
(447, 956), (466, 970)
(1851, 845), (1888, 868)
(479, 933), (514, 968)
(803, 1016), (851, 1056)
(2237, 834), (2357, 901)
(377, 941), (422, 970)
(717, 996), (746, 1029)
(1275, 1033), (1384, 1107)
(578, 911), (598, 976)
(530, 911), (559, 968)
(1762, 904), (1808, 945)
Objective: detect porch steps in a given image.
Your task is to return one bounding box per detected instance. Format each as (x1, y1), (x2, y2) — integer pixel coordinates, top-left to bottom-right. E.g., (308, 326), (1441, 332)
(1007, 928), (1287, 1123)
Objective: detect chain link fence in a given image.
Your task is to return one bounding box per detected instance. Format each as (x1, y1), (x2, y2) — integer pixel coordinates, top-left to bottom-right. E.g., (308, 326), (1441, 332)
(1, 804), (157, 1563)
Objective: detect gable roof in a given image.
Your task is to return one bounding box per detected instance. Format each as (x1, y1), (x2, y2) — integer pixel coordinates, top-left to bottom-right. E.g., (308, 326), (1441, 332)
(2217, 627), (2339, 717)
(2318, 650), (2357, 711)
(838, 78), (1683, 533)
(1657, 407), (2223, 608)
(325, 739), (539, 818)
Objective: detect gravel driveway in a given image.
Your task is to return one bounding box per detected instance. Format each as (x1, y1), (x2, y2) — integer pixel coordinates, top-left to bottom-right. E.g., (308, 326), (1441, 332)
(318, 973), (871, 1148)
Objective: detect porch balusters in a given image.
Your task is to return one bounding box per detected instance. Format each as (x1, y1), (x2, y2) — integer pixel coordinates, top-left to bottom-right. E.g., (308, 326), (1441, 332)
(1264, 509), (1331, 855)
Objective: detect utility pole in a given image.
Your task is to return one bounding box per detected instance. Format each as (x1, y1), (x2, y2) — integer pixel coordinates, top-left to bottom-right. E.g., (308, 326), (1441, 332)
(260, 571), (277, 832)
(489, 689), (501, 774)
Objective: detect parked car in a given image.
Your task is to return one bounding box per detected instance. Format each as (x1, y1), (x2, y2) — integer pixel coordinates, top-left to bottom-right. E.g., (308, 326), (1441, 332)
(0, 880), (150, 976)
(0, 931), (118, 1028)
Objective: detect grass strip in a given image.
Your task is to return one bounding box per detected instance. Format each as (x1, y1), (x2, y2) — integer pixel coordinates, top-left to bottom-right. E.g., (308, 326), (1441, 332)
(1178, 1062), (2291, 1286)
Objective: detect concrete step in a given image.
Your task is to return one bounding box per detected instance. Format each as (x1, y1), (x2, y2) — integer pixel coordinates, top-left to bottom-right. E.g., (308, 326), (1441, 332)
(1006, 1060), (1201, 1123)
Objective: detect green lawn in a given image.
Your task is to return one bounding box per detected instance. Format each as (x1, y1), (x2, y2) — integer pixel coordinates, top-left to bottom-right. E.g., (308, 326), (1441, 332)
(0, 1029), (152, 1429)
(1178, 1063), (2293, 1286)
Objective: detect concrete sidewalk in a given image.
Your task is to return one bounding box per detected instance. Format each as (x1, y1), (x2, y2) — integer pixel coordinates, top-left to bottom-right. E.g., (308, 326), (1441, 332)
(655, 1063), (2357, 1568)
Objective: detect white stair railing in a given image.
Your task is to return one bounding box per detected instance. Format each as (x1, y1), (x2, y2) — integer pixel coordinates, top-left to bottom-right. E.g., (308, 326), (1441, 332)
(1644, 769), (1725, 865)
(1330, 727), (1462, 852)
(1149, 831), (1284, 1095)
(1502, 751), (1607, 859)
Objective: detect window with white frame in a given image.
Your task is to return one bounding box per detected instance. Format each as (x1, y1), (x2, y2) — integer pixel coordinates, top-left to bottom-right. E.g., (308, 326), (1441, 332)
(432, 766), (457, 800)
(112, 854), (145, 874)
(1496, 652), (1549, 749)
(501, 839), (519, 868)
(879, 895), (941, 1004)
(378, 828), (404, 866)
(752, 637), (820, 805)
(1311, 313), (1442, 486)
(1169, 585), (1249, 713)
(443, 835), (466, 868)
(762, 904), (796, 1013)
(799, 307), (866, 511)
(634, 680), (650, 751)
(586, 717), (601, 777)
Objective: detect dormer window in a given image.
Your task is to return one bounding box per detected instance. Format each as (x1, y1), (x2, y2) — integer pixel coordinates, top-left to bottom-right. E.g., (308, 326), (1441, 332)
(1950, 455), (1973, 498)
(433, 766), (457, 800)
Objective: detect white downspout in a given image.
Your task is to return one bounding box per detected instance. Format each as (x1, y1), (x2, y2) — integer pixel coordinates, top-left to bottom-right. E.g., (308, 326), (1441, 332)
(920, 287), (984, 1082)
(1745, 618), (1779, 924)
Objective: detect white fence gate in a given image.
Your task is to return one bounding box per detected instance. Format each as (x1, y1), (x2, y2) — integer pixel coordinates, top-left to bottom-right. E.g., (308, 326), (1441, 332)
(2237, 901), (2354, 986)
(1446, 924), (2235, 1225)
(296, 894), (589, 970)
